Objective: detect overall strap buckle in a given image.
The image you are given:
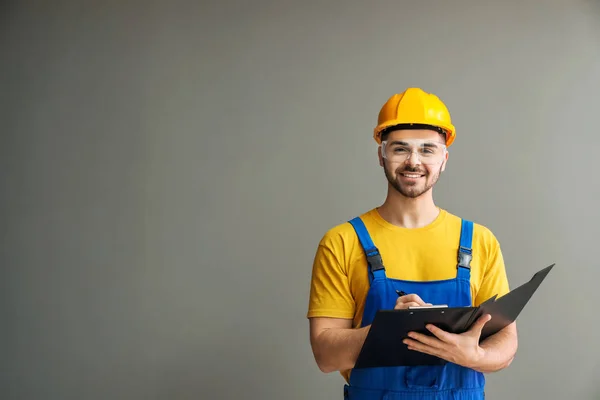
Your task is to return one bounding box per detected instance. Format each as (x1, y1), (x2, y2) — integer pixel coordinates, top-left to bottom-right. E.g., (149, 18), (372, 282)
(366, 250), (385, 272)
(348, 217), (386, 281)
(458, 246), (472, 269)
(457, 219), (474, 270)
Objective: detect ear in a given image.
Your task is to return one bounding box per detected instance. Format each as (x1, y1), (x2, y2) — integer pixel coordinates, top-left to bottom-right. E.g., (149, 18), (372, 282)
(441, 151), (449, 172)
(378, 146), (384, 167)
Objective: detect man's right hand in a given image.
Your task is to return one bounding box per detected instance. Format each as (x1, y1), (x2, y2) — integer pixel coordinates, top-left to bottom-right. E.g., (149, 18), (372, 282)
(394, 293), (432, 310)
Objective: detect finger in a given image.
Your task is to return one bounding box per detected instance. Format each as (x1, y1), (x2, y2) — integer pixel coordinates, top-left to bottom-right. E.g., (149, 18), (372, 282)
(394, 301), (422, 310)
(425, 324), (456, 344)
(400, 294), (427, 305)
(469, 314), (492, 334)
(405, 332), (445, 349)
(404, 339), (444, 359)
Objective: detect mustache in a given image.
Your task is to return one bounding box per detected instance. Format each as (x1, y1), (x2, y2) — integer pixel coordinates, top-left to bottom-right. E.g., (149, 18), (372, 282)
(397, 166), (427, 174)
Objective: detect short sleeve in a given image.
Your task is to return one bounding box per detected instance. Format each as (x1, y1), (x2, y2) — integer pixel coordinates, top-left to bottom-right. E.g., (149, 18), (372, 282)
(307, 234), (356, 320)
(474, 236), (510, 307)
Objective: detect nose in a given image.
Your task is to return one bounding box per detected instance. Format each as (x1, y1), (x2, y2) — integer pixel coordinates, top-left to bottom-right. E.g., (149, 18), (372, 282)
(406, 150), (421, 165)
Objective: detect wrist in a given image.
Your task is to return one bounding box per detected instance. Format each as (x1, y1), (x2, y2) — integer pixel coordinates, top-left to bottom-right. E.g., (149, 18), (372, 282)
(468, 346), (487, 371)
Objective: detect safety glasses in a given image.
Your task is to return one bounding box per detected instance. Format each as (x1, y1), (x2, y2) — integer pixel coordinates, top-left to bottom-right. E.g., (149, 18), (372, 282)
(381, 139), (447, 165)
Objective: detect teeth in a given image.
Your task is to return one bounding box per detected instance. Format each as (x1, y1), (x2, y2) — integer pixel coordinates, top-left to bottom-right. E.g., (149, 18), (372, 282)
(402, 174), (422, 178)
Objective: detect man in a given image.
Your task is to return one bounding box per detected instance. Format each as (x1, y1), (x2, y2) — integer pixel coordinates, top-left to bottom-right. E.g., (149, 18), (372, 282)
(307, 87), (518, 399)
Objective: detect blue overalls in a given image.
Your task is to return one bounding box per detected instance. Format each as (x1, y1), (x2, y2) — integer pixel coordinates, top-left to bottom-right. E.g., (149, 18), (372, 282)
(343, 216), (485, 400)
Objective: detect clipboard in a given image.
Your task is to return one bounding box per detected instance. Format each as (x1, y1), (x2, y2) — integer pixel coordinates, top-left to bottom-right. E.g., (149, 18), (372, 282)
(353, 263), (555, 369)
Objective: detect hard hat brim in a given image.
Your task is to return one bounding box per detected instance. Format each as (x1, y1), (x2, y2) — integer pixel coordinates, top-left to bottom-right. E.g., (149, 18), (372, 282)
(374, 121), (456, 147)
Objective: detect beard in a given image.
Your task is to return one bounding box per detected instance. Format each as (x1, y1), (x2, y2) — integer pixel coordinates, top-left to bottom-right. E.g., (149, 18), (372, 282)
(384, 161), (443, 198)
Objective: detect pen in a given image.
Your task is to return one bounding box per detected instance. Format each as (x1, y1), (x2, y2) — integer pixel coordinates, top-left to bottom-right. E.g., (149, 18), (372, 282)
(396, 290), (407, 297)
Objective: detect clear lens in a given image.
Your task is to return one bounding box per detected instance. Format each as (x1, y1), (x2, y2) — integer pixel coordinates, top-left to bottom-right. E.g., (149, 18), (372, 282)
(381, 139), (447, 165)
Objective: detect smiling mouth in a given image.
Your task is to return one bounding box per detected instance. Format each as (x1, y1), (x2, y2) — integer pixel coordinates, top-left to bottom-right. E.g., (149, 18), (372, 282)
(400, 173), (425, 178)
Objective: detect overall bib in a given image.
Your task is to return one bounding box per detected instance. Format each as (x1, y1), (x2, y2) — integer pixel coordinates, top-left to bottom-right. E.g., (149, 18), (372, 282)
(343, 217), (485, 400)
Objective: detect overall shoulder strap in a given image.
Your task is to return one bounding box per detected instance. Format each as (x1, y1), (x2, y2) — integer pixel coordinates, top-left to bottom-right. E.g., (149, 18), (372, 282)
(457, 218), (473, 280)
(348, 217), (386, 283)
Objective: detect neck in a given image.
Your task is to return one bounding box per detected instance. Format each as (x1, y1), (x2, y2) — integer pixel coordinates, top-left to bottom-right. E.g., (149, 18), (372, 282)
(377, 187), (440, 229)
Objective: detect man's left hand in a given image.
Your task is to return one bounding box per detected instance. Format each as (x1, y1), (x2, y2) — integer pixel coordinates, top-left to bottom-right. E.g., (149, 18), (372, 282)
(403, 314), (492, 369)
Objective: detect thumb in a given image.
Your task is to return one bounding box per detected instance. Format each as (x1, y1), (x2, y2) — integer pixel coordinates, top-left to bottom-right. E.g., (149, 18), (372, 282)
(469, 314), (491, 335)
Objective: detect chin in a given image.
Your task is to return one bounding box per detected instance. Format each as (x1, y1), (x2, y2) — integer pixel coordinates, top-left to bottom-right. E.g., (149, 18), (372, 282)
(393, 180), (432, 198)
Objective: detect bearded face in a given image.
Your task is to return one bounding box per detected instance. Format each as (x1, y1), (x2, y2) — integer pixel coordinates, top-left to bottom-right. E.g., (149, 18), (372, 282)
(383, 159), (444, 198)
(379, 130), (448, 198)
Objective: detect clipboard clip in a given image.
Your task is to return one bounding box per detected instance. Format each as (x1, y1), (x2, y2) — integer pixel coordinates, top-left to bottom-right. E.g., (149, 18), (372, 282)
(408, 305), (448, 309)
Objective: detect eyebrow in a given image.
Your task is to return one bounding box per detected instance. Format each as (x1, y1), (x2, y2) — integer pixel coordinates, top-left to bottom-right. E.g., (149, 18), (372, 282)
(390, 141), (442, 147)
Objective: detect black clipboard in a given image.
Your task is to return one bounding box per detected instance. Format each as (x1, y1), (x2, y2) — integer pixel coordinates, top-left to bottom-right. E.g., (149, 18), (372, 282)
(353, 264), (555, 369)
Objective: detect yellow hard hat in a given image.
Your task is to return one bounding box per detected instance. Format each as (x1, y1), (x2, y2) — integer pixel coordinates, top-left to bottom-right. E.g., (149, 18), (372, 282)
(373, 88), (456, 147)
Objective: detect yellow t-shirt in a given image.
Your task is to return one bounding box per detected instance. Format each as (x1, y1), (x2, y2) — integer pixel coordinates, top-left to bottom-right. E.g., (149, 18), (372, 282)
(307, 207), (510, 381)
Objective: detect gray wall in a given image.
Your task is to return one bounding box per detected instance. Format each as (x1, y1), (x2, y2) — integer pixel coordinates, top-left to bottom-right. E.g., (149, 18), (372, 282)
(2, 1), (599, 399)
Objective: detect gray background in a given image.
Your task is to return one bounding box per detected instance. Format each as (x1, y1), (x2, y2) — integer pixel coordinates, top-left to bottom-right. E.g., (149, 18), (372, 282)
(2, 1), (599, 399)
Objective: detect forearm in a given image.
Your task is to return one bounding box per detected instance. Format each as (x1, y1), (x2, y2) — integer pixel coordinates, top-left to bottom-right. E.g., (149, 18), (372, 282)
(312, 325), (370, 373)
(472, 322), (518, 373)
